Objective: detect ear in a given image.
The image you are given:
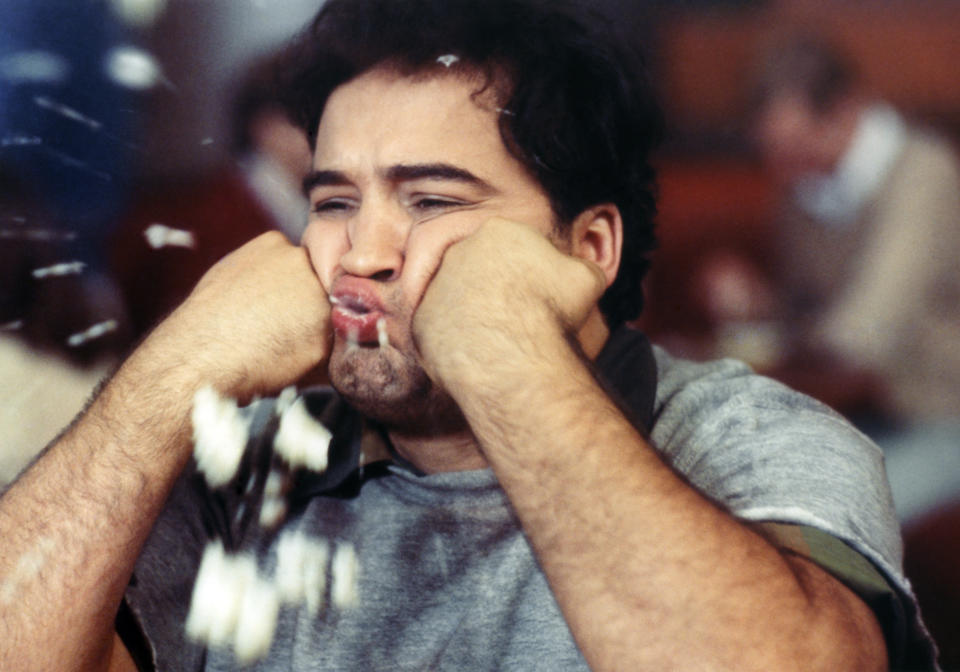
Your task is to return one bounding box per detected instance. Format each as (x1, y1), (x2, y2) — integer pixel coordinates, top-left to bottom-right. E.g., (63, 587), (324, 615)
(569, 203), (622, 289)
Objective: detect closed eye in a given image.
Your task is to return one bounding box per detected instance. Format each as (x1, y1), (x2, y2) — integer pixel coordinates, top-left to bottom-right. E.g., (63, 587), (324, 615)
(311, 198), (356, 215)
(409, 196), (469, 211)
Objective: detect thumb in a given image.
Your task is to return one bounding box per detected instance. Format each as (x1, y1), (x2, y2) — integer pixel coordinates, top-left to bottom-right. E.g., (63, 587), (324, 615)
(552, 255), (608, 330)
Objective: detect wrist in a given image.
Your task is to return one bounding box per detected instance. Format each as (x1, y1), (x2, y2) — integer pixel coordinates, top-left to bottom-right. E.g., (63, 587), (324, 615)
(129, 321), (226, 394)
(442, 324), (579, 405)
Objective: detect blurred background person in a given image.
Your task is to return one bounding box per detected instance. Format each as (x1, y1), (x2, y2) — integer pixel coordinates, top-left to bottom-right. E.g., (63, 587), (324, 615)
(750, 33), (960, 524)
(746, 34), (960, 665)
(634, 10), (960, 662)
(109, 47), (312, 339)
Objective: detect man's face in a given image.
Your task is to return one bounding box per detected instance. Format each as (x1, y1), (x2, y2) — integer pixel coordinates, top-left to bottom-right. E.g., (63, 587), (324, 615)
(301, 67), (558, 432)
(755, 91), (837, 181)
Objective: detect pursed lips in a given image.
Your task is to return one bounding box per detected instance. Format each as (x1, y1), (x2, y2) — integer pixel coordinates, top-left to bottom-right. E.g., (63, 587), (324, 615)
(330, 282), (387, 344)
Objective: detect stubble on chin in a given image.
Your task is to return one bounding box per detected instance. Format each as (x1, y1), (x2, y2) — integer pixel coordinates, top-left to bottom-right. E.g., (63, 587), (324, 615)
(329, 345), (467, 435)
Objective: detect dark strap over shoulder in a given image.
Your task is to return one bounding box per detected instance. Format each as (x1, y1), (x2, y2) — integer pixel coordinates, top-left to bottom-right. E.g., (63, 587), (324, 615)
(593, 326), (658, 437)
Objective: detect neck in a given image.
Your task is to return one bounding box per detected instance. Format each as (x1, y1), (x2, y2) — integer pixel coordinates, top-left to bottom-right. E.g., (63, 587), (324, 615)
(388, 428), (489, 474)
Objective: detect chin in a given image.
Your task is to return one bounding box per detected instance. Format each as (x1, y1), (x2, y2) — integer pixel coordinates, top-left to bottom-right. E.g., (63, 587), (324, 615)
(328, 345), (465, 434)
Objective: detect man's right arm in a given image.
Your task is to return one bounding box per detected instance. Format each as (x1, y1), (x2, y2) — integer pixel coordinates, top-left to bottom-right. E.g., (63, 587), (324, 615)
(0, 232), (330, 671)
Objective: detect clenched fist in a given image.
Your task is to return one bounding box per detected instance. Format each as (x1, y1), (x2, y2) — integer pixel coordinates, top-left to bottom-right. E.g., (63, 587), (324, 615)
(412, 217), (606, 394)
(144, 231), (332, 401)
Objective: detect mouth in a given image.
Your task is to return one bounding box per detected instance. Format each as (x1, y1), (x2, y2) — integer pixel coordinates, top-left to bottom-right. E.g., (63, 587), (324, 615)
(331, 294), (372, 316)
(330, 293), (386, 345)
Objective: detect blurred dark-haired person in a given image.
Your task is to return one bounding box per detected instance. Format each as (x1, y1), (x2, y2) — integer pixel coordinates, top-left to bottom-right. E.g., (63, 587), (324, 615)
(752, 34), (960, 525)
(0, 3), (939, 671)
(109, 48), (313, 338)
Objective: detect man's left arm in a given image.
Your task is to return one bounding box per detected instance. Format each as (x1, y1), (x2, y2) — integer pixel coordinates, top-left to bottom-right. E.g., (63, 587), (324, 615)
(414, 219), (888, 672)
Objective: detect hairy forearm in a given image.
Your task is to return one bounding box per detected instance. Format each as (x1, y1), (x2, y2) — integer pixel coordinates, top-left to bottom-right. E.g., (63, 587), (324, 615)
(0, 233), (329, 670)
(0, 339), (203, 671)
(452, 333), (884, 671)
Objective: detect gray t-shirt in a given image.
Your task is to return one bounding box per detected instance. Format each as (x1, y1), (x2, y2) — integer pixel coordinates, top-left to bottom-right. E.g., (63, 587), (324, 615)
(123, 338), (938, 670)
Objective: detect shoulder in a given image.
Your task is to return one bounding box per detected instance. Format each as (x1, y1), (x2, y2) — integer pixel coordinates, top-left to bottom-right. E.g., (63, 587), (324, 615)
(890, 127), (960, 191)
(650, 346), (859, 453)
(649, 345), (883, 490)
(648, 347), (941, 669)
(649, 346), (901, 566)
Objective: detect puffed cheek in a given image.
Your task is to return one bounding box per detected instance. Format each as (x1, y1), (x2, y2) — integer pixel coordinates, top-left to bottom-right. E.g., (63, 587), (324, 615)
(400, 229), (456, 302)
(301, 225), (346, 291)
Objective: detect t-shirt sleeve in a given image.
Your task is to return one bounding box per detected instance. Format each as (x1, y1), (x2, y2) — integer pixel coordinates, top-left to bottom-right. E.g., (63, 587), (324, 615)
(757, 522), (936, 671)
(650, 350), (940, 670)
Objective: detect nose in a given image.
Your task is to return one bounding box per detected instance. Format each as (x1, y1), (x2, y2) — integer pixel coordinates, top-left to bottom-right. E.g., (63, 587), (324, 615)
(339, 205), (406, 281)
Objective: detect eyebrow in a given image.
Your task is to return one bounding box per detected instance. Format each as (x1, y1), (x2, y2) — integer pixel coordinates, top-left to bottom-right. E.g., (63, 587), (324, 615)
(302, 162), (495, 197)
(385, 163), (491, 190)
(302, 169), (351, 196)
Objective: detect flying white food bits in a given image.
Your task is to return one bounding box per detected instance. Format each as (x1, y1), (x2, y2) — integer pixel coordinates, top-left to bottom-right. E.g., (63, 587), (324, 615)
(33, 96), (102, 131)
(258, 498), (287, 529)
(263, 470), (284, 498)
(0, 228), (75, 242)
(331, 542), (359, 608)
(273, 396), (332, 472)
(191, 386), (251, 488)
(0, 51), (69, 84)
(185, 541), (228, 642)
(258, 471), (289, 528)
(301, 541), (330, 616)
(436, 54), (460, 68)
(275, 531), (330, 614)
(67, 319), (118, 347)
(46, 147), (112, 181)
(274, 385), (299, 416)
(0, 320), (23, 332)
(187, 543), (278, 663)
(376, 317), (389, 349)
(1, 135), (42, 147)
(32, 260), (85, 278)
(232, 572), (280, 664)
(109, 0), (167, 27)
(274, 531), (307, 603)
(105, 45), (163, 90)
(209, 554), (255, 648)
(144, 222), (195, 250)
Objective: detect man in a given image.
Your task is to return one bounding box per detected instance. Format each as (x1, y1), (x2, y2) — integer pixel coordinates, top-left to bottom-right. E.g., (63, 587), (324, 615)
(0, 2), (938, 670)
(753, 34), (960, 531)
(752, 34), (960, 428)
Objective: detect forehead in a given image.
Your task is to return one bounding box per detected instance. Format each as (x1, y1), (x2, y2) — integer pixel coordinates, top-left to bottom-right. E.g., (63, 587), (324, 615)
(313, 67), (513, 171)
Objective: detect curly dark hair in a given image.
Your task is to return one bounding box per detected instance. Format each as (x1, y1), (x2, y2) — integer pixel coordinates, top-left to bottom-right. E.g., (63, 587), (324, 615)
(282, 0), (661, 328)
